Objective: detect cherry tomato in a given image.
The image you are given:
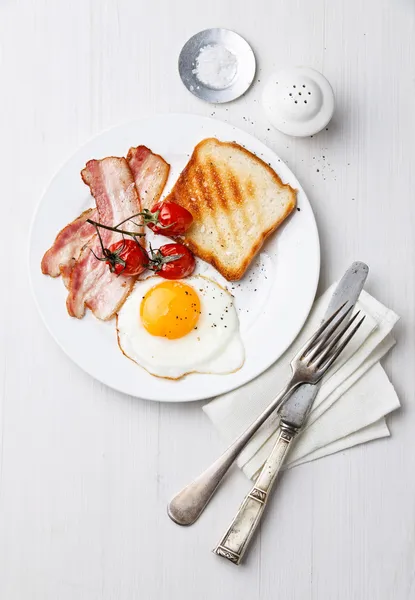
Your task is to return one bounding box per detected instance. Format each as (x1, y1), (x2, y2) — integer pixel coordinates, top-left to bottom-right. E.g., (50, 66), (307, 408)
(106, 239), (148, 276)
(150, 243), (195, 279)
(148, 201), (193, 235)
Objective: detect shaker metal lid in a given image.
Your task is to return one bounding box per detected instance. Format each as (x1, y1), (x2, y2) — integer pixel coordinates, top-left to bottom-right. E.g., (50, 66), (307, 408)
(178, 28), (256, 104)
(262, 67), (335, 136)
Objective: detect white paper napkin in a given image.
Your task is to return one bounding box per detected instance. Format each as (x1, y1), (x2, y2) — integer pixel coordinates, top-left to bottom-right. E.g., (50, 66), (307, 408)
(203, 286), (400, 480)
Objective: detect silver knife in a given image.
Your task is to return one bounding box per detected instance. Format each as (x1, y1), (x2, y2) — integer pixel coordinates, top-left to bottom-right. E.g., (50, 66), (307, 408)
(214, 261), (369, 565)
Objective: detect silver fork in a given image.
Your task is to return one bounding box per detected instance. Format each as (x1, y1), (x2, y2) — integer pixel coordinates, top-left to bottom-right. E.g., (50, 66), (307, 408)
(168, 303), (365, 527)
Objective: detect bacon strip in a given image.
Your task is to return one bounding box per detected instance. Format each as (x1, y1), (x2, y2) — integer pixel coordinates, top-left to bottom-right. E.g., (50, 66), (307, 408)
(127, 146), (170, 210)
(41, 146), (170, 320)
(66, 157), (144, 320)
(41, 208), (98, 287)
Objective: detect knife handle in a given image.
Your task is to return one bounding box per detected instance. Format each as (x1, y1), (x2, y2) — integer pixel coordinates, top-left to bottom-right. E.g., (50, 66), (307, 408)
(214, 422), (297, 565)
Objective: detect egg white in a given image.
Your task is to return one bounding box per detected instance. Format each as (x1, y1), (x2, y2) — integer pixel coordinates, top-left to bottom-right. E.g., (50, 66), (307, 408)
(116, 275), (245, 379)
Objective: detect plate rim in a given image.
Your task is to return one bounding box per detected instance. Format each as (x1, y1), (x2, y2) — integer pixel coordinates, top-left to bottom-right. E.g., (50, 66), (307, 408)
(29, 113), (320, 402)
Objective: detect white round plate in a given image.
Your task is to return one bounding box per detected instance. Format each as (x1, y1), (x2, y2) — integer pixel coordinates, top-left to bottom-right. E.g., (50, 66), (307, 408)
(29, 114), (320, 402)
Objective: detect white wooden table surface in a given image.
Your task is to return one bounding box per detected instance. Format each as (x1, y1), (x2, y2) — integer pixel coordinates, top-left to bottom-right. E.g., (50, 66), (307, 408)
(1, 1), (414, 598)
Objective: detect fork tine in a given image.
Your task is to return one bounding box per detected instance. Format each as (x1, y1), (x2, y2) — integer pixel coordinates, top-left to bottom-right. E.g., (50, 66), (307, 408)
(302, 304), (353, 363)
(297, 302), (348, 359)
(304, 304), (354, 362)
(317, 316), (366, 373)
(312, 311), (361, 368)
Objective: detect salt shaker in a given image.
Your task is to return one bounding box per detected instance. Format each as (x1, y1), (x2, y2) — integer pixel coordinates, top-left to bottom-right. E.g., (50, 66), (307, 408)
(262, 67), (335, 137)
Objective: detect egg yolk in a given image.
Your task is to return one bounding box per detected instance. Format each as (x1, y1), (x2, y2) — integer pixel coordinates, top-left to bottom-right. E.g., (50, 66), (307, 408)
(140, 281), (201, 339)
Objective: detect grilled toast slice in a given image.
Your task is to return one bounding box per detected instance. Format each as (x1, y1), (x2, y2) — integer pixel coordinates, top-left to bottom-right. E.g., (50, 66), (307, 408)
(164, 138), (297, 280)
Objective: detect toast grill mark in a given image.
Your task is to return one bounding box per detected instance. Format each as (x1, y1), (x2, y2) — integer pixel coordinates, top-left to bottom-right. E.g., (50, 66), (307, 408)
(182, 175), (201, 219)
(191, 164), (218, 245)
(204, 161), (231, 251)
(227, 170), (253, 235)
(195, 165), (214, 212)
(221, 165), (249, 251)
(228, 171), (244, 205)
(208, 162), (228, 210)
(246, 178), (256, 198)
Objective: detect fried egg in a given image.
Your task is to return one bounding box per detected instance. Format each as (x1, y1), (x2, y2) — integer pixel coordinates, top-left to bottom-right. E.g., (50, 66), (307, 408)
(116, 275), (245, 379)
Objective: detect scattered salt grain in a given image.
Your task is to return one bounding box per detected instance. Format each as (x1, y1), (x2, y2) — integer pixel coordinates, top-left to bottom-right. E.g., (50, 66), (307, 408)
(192, 44), (238, 90)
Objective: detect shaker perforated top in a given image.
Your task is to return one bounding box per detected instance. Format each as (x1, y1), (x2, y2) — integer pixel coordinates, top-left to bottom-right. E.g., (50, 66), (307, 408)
(262, 67), (335, 137)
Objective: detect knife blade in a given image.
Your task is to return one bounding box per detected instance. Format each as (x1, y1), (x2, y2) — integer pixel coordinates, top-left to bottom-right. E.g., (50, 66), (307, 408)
(278, 261), (369, 429)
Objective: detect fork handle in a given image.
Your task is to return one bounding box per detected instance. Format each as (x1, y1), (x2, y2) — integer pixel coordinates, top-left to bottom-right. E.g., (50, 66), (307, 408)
(214, 422), (298, 565)
(167, 378), (302, 526)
